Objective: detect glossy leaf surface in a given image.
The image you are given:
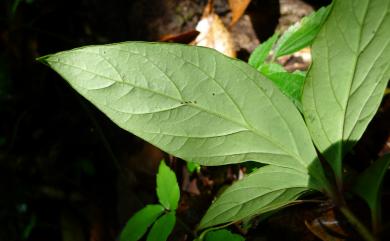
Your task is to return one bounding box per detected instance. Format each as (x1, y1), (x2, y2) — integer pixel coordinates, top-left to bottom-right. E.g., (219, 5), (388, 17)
(120, 204), (164, 241)
(199, 165), (309, 229)
(157, 160), (180, 210)
(146, 212), (176, 241)
(303, 0), (390, 178)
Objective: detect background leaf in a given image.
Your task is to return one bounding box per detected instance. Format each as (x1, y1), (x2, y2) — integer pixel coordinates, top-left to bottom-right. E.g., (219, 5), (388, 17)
(352, 154), (390, 230)
(146, 211), (176, 241)
(258, 63), (305, 111)
(157, 160), (180, 210)
(302, 0), (390, 179)
(199, 165), (309, 229)
(120, 204), (164, 241)
(38, 42), (327, 189)
(248, 33), (279, 69)
(274, 5), (331, 57)
(204, 229), (245, 241)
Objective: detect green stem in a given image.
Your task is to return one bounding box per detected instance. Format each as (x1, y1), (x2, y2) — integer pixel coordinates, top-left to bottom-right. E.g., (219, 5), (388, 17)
(339, 205), (378, 241)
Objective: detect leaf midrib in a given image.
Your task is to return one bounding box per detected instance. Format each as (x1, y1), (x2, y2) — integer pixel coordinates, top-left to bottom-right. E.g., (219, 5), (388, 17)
(48, 58), (308, 168)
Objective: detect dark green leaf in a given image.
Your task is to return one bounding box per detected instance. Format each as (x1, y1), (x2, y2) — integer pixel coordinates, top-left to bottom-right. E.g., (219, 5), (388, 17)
(157, 160), (180, 210)
(199, 165), (309, 229)
(303, 0), (390, 179)
(204, 229), (245, 241)
(146, 212), (176, 241)
(353, 154), (390, 220)
(120, 204), (164, 241)
(274, 5), (331, 57)
(248, 33), (279, 69)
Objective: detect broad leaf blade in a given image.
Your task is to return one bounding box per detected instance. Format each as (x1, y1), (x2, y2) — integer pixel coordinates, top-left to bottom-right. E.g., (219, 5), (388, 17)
(204, 229), (245, 241)
(274, 5), (331, 57)
(120, 204), (164, 241)
(146, 211), (176, 241)
(199, 165), (309, 229)
(303, 0), (390, 178)
(353, 154), (390, 218)
(38, 42), (326, 187)
(248, 33), (279, 69)
(259, 63), (305, 110)
(157, 160), (180, 210)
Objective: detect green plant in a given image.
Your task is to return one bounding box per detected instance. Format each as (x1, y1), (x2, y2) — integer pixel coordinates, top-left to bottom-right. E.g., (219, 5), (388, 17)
(120, 160), (179, 241)
(38, 0), (390, 240)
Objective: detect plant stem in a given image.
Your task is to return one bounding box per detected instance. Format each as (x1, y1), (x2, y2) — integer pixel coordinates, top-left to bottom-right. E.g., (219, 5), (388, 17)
(339, 205), (378, 241)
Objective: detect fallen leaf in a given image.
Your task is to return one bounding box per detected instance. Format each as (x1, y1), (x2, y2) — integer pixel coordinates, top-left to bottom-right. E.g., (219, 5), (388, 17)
(160, 30), (200, 44)
(192, 0), (236, 57)
(229, 0), (251, 26)
(305, 206), (349, 241)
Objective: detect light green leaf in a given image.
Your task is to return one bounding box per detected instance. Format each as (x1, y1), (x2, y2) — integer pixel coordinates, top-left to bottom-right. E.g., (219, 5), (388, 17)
(204, 229), (245, 241)
(352, 154), (390, 227)
(187, 161), (201, 174)
(120, 204), (164, 241)
(274, 5), (331, 57)
(259, 63), (305, 110)
(199, 165), (309, 229)
(248, 33), (279, 69)
(38, 42), (327, 189)
(157, 160), (180, 210)
(146, 211), (176, 241)
(302, 0), (390, 179)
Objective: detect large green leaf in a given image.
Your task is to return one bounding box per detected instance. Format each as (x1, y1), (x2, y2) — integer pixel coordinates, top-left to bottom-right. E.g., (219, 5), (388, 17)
(199, 165), (309, 229)
(120, 204), (164, 241)
(157, 160), (180, 210)
(274, 5), (331, 57)
(352, 154), (390, 228)
(302, 0), (390, 179)
(38, 42), (327, 187)
(146, 211), (176, 241)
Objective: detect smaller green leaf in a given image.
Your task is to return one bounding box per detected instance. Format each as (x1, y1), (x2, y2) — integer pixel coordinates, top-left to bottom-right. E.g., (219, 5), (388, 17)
(146, 212), (176, 241)
(199, 165), (309, 229)
(258, 63), (305, 110)
(157, 160), (180, 210)
(352, 154), (390, 224)
(120, 204), (164, 241)
(274, 5), (331, 57)
(248, 33), (279, 69)
(187, 161), (201, 174)
(204, 229), (245, 241)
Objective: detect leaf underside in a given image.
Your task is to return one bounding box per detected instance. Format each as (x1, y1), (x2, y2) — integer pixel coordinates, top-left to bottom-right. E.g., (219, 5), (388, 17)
(39, 42), (325, 184)
(303, 0), (390, 177)
(199, 165), (309, 229)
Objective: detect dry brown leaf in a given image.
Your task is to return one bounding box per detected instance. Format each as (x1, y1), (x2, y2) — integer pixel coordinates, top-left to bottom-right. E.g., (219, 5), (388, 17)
(229, 0), (251, 26)
(305, 207), (349, 241)
(191, 0), (236, 58)
(159, 30), (200, 44)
